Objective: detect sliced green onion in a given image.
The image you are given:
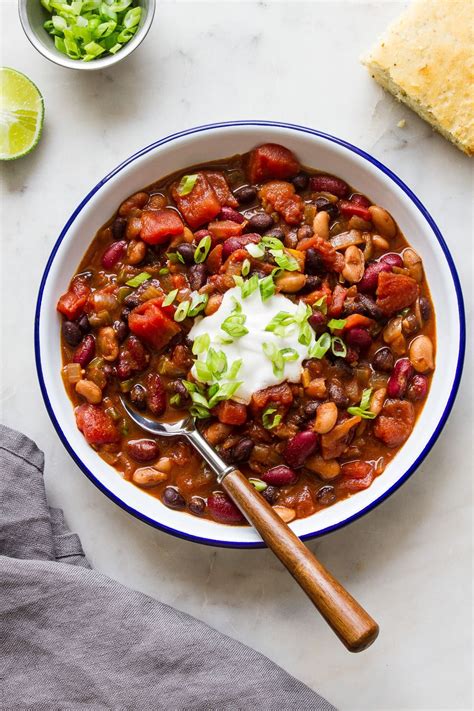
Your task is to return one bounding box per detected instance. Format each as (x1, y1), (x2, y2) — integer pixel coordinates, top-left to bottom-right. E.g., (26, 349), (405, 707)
(261, 235), (284, 251)
(360, 387), (372, 410)
(117, 286), (133, 302)
(314, 295), (328, 315)
(262, 406), (282, 430)
(309, 332), (331, 359)
(208, 381), (242, 409)
(259, 273), (276, 302)
(281, 347), (299, 362)
(328, 318), (347, 332)
(177, 174), (198, 196)
(158, 267), (170, 275)
(249, 478), (268, 492)
(119, 378), (135, 392)
(192, 333), (210, 355)
(271, 250), (299, 271)
(166, 252), (185, 265)
(194, 234), (212, 264)
(265, 310), (295, 337)
(331, 336), (347, 357)
(188, 292), (208, 317)
(347, 406), (376, 419)
(240, 274), (259, 299)
(126, 271), (151, 287)
(221, 312), (248, 339)
(262, 342), (284, 378)
(162, 288), (178, 307)
(241, 258), (251, 277)
(298, 321), (312, 347)
(226, 358), (243, 380)
(169, 394), (181, 407)
(246, 242), (265, 259)
(174, 301), (190, 322)
(195, 361), (213, 383)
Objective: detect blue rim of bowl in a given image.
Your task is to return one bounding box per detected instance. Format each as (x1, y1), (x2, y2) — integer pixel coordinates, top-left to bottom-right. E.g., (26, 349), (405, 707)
(34, 120), (466, 549)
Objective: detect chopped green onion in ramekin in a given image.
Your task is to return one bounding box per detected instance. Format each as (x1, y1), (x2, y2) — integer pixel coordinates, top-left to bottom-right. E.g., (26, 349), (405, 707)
(41, 0), (142, 62)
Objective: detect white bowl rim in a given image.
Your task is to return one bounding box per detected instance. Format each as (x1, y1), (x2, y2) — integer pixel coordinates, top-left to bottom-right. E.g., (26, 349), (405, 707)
(34, 120), (466, 548)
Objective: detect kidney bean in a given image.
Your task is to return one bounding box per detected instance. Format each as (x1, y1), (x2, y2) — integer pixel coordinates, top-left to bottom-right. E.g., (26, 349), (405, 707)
(101, 240), (127, 269)
(358, 260), (391, 293)
(407, 374), (429, 401)
(188, 264), (207, 290)
(310, 175), (349, 198)
(327, 380), (350, 408)
(194, 229), (211, 241)
(228, 438), (254, 463)
(73, 334), (96, 367)
(308, 310), (326, 332)
(284, 431), (318, 469)
(380, 252), (403, 269)
(305, 247), (325, 275)
(372, 347), (395, 373)
(221, 233), (261, 260)
(219, 206), (245, 224)
(244, 212), (274, 234)
(291, 173), (309, 191)
(146, 373), (166, 416)
(346, 327), (372, 351)
(234, 185), (257, 205)
(300, 275), (322, 294)
(112, 216), (127, 240)
(162, 486), (186, 510)
(314, 197), (339, 219)
(297, 224), (313, 242)
(207, 491), (244, 523)
(316, 485), (336, 506)
(113, 319), (129, 344)
(130, 384), (147, 410)
(188, 496), (206, 516)
(419, 296), (432, 322)
(261, 485), (278, 504)
(127, 438), (160, 462)
(261, 465), (298, 487)
(176, 243), (196, 265)
(77, 314), (90, 334)
(62, 320), (82, 347)
(350, 193), (371, 208)
(386, 358), (414, 398)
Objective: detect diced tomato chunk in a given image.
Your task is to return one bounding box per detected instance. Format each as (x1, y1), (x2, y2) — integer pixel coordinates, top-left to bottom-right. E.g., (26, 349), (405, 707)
(259, 180), (304, 225)
(214, 400), (247, 425)
(251, 383), (293, 414)
(205, 171), (238, 208)
(57, 279), (90, 320)
(206, 244), (223, 274)
(339, 461), (374, 492)
(140, 209), (184, 245)
(376, 271), (418, 315)
(328, 284), (347, 317)
(208, 220), (243, 241)
(342, 314), (374, 331)
(338, 200), (371, 222)
(128, 298), (180, 351)
(374, 399), (415, 448)
(76, 404), (120, 445)
(171, 173), (221, 229)
(116, 335), (149, 379)
(248, 143), (300, 184)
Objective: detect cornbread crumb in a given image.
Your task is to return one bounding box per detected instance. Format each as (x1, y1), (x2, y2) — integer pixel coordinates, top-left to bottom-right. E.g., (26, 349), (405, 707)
(362, 0), (474, 156)
(397, 119), (406, 129)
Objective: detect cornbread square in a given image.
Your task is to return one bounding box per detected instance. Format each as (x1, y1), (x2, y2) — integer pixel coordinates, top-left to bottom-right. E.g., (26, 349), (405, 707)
(362, 0), (474, 156)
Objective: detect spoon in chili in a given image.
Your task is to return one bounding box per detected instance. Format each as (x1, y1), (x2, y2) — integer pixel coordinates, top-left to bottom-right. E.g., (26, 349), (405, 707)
(120, 396), (379, 652)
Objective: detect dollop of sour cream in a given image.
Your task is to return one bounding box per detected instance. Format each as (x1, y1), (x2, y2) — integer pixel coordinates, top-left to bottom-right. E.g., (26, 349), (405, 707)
(188, 286), (316, 404)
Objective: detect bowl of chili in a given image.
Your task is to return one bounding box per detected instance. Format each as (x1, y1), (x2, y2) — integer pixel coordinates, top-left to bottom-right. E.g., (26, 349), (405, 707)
(35, 121), (465, 547)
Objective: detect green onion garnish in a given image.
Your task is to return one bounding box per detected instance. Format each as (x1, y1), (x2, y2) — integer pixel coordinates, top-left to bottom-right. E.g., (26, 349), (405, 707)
(262, 341), (285, 378)
(169, 394), (181, 407)
(314, 295), (328, 315)
(192, 333), (210, 356)
(126, 271), (151, 288)
(271, 250), (299, 272)
(261, 235), (284, 251)
(241, 258), (251, 277)
(167, 252), (185, 265)
(262, 406), (282, 430)
(162, 288), (178, 307)
(249, 478), (268, 492)
(328, 318), (347, 332)
(309, 332), (331, 359)
(347, 388), (376, 419)
(331, 336), (347, 357)
(259, 272), (277, 301)
(207, 380), (242, 409)
(246, 242), (265, 259)
(42, 0), (142, 62)
(158, 267), (170, 275)
(221, 312), (248, 339)
(240, 274), (259, 299)
(177, 174), (198, 196)
(174, 301), (190, 322)
(188, 292), (208, 317)
(194, 235), (212, 264)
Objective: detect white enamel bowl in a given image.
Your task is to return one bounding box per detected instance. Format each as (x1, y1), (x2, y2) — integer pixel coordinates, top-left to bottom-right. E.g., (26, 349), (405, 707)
(35, 121), (465, 548)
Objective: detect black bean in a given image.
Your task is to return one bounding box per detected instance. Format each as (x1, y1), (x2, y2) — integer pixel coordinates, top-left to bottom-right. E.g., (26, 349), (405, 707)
(261, 485), (278, 504)
(284, 231), (298, 249)
(344, 293), (383, 321)
(315, 198), (339, 220)
(316, 485), (336, 506)
(113, 319), (129, 344)
(112, 216), (127, 240)
(121, 307), (131, 322)
(102, 364), (116, 382)
(188, 264), (207, 291)
(62, 321), (82, 347)
(123, 293), (141, 309)
(419, 296), (431, 322)
(235, 185), (257, 205)
(372, 347), (395, 373)
(291, 173), (309, 191)
(244, 212), (274, 234)
(173, 380), (189, 398)
(331, 359), (353, 380)
(303, 401), (320, 419)
(77, 314), (90, 334)
(305, 248), (325, 275)
(297, 224), (313, 241)
(299, 275), (322, 294)
(229, 438), (254, 463)
(130, 384), (147, 410)
(162, 486), (185, 510)
(177, 243), (196, 265)
(265, 226), (285, 241)
(328, 380), (350, 408)
(188, 496), (206, 516)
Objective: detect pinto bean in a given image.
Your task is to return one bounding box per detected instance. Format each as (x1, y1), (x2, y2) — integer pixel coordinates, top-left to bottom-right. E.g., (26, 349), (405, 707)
(409, 335), (435, 373)
(403, 248), (423, 282)
(305, 377), (327, 399)
(97, 326), (119, 362)
(372, 235), (390, 250)
(119, 192), (149, 216)
(126, 217), (143, 240)
(312, 210), (329, 240)
(205, 294), (222, 315)
(327, 380), (350, 408)
(313, 402), (338, 434)
(126, 239), (147, 265)
(204, 422), (232, 446)
(75, 379), (102, 404)
(275, 271), (307, 293)
(133, 467), (169, 487)
(368, 205), (397, 238)
(342, 245), (365, 283)
(272, 505), (296, 523)
(305, 455), (340, 480)
(369, 387), (387, 416)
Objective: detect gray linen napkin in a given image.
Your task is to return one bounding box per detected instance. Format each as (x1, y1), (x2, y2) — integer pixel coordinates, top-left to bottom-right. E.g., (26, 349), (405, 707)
(0, 424), (335, 711)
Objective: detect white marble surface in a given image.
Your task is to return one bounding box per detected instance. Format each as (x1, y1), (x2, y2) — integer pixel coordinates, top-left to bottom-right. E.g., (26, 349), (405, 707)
(1, 1), (472, 709)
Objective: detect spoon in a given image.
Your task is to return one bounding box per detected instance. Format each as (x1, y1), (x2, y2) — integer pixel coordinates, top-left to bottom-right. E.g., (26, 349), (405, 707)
(121, 396), (379, 652)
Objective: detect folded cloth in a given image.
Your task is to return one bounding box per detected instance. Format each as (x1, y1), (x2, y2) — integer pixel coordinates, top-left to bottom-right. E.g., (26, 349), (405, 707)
(0, 424), (335, 711)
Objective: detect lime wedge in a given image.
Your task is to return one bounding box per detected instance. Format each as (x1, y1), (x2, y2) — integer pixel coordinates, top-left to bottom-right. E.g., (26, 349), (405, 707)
(0, 67), (44, 161)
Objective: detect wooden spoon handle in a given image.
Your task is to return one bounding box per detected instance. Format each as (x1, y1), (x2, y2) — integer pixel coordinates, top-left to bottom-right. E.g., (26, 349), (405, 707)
(222, 468), (378, 652)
